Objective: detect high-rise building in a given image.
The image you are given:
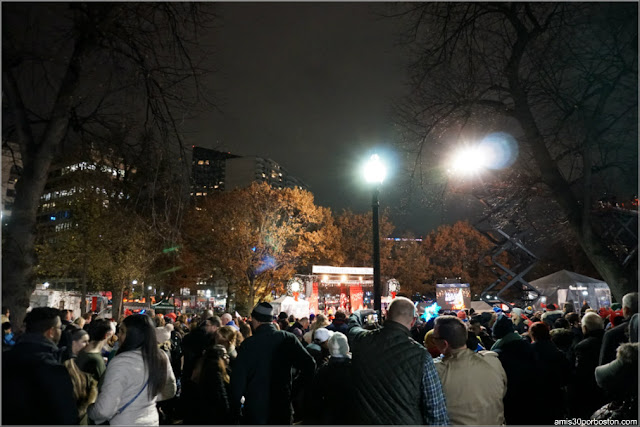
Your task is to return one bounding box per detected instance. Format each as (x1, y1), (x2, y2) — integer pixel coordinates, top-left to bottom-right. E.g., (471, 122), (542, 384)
(190, 146), (307, 196)
(190, 146), (239, 197)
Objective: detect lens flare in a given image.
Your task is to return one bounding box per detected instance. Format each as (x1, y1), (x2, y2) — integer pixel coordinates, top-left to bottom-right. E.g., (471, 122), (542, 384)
(478, 132), (519, 170)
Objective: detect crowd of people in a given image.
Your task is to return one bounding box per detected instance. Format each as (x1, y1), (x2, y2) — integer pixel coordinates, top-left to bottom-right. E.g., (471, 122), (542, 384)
(1, 292), (638, 425)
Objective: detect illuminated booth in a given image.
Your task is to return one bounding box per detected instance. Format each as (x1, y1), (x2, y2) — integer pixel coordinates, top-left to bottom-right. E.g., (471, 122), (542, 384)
(279, 265), (400, 316)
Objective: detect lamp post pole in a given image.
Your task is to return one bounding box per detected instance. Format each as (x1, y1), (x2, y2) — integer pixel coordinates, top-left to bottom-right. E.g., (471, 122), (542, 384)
(363, 153), (386, 315)
(371, 186), (382, 314)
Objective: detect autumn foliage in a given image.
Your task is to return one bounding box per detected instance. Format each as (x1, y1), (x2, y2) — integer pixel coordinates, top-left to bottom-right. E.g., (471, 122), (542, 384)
(182, 183), (505, 306)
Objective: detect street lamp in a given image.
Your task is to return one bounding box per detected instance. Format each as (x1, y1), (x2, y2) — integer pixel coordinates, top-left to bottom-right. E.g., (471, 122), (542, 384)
(363, 153), (386, 314)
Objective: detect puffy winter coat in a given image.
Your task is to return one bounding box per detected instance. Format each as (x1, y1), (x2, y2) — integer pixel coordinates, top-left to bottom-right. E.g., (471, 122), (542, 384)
(348, 318), (427, 425)
(87, 349), (176, 425)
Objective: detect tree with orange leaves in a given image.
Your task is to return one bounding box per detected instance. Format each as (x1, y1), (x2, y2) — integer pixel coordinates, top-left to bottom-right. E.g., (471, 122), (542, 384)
(183, 182), (343, 311)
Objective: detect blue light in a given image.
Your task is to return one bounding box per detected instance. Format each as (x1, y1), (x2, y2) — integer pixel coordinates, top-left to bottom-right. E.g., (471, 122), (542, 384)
(420, 302), (441, 323)
(251, 246), (257, 252)
(50, 216), (56, 221)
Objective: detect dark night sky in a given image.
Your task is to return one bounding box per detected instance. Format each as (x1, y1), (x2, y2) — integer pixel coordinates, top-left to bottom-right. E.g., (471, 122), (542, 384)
(185, 3), (477, 236)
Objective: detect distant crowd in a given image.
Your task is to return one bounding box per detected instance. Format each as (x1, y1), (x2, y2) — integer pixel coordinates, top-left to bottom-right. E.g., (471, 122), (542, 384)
(1, 292), (638, 425)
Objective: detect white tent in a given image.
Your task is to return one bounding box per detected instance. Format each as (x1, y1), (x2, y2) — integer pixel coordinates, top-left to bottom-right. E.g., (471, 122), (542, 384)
(270, 295), (310, 319)
(529, 269), (611, 310)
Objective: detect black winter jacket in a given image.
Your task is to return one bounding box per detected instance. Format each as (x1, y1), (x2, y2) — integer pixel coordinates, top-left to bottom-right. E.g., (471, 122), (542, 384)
(230, 323), (316, 424)
(348, 316), (427, 425)
(570, 329), (606, 418)
(309, 357), (355, 424)
(2, 333), (78, 425)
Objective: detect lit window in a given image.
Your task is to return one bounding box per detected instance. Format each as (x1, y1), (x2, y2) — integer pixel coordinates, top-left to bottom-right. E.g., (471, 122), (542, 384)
(205, 160), (210, 165)
(196, 192), (202, 196)
(198, 160), (204, 165)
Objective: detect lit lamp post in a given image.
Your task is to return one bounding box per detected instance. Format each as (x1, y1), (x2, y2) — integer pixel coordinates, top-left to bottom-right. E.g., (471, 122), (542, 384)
(363, 154), (387, 314)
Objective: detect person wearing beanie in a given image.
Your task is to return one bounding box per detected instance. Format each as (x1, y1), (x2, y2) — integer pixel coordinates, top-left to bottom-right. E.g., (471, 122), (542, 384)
(489, 314), (541, 425)
(230, 302), (315, 424)
(305, 327), (333, 368)
(309, 332), (355, 424)
(423, 329), (443, 358)
(541, 303), (564, 328)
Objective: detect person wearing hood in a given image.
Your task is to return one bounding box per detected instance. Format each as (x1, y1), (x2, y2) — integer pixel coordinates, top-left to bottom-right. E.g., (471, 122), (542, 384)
(309, 332), (355, 424)
(2, 307), (78, 424)
(541, 303), (564, 328)
(592, 340), (638, 420)
(306, 327), (333, 368)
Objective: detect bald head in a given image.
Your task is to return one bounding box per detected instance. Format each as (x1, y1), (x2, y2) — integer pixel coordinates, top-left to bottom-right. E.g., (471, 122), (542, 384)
(387, 297), (417, 329)
(221, 313), (232, 325)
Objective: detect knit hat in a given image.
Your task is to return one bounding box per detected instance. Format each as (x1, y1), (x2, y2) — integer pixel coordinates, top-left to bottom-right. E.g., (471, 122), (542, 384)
(314, 328), (334, 343)
(492, 315), (515, 339)
(327, 332), (350, 358)
(456, 311), (467, 320)
(511, 308), (523, 317)
(251, 302), (274, 323)
(156, 326), (171, 344)
(546, 303), (557, 311)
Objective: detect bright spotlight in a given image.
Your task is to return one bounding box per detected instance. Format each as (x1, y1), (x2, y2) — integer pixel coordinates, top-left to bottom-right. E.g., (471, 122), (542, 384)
(449, 146), (489, 175)
(363, 154), (386, 184)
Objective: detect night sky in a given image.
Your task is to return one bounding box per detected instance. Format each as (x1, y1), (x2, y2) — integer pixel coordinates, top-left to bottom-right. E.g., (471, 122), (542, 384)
(184, 3), (477, 236)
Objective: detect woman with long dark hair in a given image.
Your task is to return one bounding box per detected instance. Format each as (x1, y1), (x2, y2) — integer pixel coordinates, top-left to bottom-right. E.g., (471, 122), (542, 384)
(190, 344), (232, 424)
(87, 315), (176, 425)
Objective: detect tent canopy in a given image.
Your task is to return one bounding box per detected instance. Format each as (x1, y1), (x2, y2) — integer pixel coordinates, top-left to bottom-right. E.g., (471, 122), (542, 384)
(530, 269), (608, 290)
(529, 269), (611, 310)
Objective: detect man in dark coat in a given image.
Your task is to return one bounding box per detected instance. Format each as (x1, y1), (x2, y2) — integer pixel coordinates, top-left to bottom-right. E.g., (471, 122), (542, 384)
(570, 312), (606, 418)
(347, 297), (448, 425)
(491, 314), (544, 425)
(2, 307), (78, 425)
(600, 292), (637, 365)
(529, 322), (572, 423)
(326, 310), (349, 334)
(230, 302), (316, 424)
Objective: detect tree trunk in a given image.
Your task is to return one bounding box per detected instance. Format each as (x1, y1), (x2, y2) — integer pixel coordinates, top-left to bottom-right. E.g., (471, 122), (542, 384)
(80, 251), (88, 314)
(512, 81), (634, 301)
(2, 35), (89, 330)
(111, 283), (125, 321)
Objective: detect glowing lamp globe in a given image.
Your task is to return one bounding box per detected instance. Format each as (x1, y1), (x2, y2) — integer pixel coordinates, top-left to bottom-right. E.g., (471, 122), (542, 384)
(364, 154), (386, 184)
